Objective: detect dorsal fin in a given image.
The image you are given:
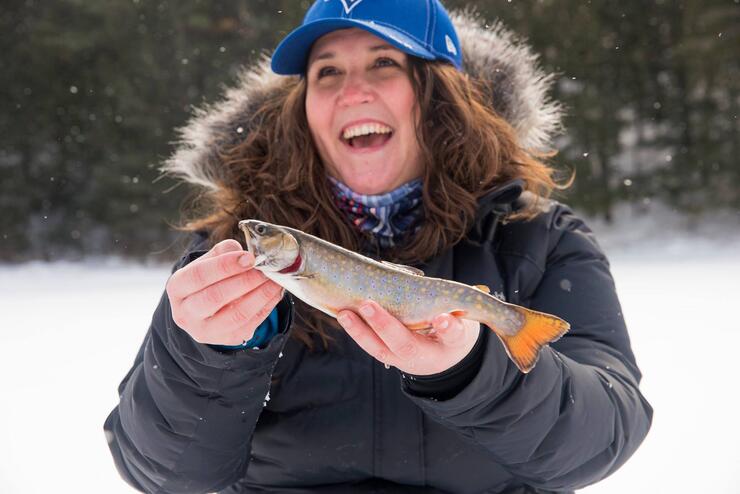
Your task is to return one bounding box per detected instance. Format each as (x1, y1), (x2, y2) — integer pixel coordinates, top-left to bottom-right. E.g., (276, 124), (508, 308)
(380, 261), (425, 276)
(474, 284), (491, 293)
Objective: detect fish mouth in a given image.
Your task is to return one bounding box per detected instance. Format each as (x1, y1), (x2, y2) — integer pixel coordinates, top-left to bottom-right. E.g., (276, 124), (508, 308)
(238, 220), (256, 251)
(238, 220), (270, 267)
(253, 253), (271, 268)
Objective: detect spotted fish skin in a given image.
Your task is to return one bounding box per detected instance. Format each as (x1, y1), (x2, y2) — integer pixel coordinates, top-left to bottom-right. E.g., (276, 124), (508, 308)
(295, 237), (525, 335)
(239, 219), (570, 373)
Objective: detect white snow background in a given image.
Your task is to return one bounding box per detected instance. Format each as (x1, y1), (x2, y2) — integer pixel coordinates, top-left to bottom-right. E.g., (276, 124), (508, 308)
(1, 207), (739, 493)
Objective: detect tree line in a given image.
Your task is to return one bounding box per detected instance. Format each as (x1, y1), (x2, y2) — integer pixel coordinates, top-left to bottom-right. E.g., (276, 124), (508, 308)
(1, 0), (737, 262)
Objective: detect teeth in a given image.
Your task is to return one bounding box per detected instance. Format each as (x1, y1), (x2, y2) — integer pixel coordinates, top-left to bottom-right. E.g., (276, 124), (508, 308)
(342, 123), (393, 140)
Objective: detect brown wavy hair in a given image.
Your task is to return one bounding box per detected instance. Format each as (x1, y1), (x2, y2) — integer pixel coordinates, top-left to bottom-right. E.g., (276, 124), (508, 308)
(181, 58), (566, 349)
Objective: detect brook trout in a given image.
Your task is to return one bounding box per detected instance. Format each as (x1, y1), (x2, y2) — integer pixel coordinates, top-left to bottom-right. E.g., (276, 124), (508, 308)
(239, 219), (569, 373)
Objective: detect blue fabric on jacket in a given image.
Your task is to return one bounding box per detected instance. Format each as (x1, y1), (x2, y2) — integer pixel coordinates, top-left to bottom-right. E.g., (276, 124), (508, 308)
(210, 307), (279, 351)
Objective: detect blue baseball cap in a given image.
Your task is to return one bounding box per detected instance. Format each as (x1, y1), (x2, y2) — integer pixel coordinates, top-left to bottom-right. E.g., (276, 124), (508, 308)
(271, 0), (463, 75)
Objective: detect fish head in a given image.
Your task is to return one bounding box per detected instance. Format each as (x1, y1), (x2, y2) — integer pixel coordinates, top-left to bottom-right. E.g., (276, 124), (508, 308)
(238, 219), (303, 273)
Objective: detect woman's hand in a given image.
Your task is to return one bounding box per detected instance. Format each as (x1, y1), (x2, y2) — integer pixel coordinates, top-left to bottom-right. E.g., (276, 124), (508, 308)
(166, 239), (284, 346)
(337, 300), (481, 375)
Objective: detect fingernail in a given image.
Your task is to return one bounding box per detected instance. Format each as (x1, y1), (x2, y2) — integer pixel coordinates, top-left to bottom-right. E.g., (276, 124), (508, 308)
(359, 304), (374, 318)
(437, 317), (449, 329)
(337, 313), (350, 326)
(238, 254), (253, 267)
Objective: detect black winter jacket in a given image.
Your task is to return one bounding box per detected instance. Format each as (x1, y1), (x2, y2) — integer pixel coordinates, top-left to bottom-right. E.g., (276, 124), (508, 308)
(106, 12), (652, 493)
(104, 185), (652, 493)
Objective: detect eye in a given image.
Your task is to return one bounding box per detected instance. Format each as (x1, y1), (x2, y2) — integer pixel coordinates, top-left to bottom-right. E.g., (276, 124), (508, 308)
(374, 57), (399, 68)
(316, 65), (339, 79)
(255, 224), (267, 235)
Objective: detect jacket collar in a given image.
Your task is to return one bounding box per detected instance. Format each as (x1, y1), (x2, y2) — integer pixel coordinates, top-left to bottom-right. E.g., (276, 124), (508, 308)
(419, 181), (523, 300)
(467, 179), (525, 245)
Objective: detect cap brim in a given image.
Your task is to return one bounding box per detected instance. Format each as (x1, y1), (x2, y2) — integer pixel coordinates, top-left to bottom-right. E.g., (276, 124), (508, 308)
(271, 18), (435, 75)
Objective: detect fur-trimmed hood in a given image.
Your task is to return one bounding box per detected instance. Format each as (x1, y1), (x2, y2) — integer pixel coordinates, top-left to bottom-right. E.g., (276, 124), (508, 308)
(163, 12), (564, 192)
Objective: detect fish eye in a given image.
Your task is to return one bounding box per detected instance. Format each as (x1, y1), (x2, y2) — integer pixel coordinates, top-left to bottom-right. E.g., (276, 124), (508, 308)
(255, 224), (267, 235)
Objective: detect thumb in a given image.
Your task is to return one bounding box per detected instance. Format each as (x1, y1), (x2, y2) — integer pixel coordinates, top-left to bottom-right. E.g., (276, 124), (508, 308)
(431, 313), (466, 346)
(204, 239), (244, 260)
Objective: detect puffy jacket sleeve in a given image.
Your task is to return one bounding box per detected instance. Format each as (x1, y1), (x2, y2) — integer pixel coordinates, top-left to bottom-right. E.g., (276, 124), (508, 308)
(402, 205), (653, 491)
(103, 234), (294, 494)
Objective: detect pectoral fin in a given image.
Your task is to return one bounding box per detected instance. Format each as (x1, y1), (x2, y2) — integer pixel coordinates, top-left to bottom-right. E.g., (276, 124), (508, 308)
(293, 273), (316, 280)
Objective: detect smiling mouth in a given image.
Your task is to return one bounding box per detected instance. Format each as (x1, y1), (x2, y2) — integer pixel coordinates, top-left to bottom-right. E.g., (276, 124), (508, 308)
(340, 122), (394, 151)
(345, 133), (392, 150)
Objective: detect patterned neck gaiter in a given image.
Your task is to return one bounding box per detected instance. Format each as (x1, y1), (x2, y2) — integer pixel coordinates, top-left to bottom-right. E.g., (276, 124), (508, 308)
(329, 176), (424, 249)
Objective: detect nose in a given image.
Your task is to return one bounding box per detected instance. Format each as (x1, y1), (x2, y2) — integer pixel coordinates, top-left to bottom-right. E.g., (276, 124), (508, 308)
(337, 73), (374, 107)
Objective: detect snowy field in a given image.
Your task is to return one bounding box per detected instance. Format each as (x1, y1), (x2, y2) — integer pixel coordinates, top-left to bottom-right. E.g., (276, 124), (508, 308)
(1, 222), (739, 493)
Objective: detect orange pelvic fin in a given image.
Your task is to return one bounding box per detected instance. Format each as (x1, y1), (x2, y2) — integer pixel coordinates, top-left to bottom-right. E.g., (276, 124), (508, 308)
(449, 309), (468, 318)
(325, 305), (339, 317)
(494, 308), (570, 373)
(474, 285), (491, 294)
(406, 321), (433, 331)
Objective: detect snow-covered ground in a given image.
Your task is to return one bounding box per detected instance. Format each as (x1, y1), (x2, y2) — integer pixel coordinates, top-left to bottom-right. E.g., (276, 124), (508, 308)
(1, 216), (739, 493)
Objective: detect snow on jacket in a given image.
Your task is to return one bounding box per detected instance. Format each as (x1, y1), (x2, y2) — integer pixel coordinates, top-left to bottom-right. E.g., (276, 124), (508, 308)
(104, 12), (652, 494)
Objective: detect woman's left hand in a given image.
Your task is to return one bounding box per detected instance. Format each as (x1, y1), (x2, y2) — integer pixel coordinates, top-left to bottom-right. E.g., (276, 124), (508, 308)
(337, 300), (481, 375)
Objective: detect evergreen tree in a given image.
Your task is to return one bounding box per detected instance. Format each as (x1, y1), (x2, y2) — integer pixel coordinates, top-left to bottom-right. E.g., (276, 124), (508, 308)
(1, 0), (737, 261)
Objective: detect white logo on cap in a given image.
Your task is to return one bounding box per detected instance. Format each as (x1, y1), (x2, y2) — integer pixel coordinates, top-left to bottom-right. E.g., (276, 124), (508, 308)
(340, 0), (364, 14)
(445, 34), (457, 56)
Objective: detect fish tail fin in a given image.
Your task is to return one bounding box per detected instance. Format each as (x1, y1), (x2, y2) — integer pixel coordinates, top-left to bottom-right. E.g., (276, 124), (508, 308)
(488, 307), (570, 373)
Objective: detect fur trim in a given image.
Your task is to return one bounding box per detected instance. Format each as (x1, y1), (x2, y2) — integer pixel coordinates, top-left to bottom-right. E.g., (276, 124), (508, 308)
(452, 12), (564, 152)
(163, 11), (564, 191)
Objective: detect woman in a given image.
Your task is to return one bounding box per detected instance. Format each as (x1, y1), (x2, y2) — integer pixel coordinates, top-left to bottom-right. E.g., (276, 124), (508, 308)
(104, 1), (652, 493)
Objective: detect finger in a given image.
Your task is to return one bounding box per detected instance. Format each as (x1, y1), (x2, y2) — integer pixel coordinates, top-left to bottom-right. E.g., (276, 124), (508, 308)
(357, 301), (421, 361)
(199, 239), (244, 261)
(204, 281), (284, 339)
(180, 268), (271, 319)
(168, 250), (255, 300)
(337, 310), (397, 367)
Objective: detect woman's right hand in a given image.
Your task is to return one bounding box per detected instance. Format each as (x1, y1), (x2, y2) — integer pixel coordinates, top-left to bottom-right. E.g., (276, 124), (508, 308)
(166, 239), (285, 346)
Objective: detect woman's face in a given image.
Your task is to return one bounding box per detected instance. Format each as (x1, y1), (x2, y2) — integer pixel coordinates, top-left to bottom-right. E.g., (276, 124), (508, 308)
(305, 28), (423, 195)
